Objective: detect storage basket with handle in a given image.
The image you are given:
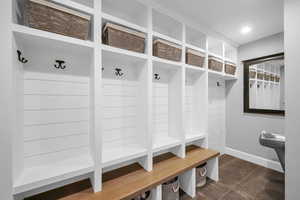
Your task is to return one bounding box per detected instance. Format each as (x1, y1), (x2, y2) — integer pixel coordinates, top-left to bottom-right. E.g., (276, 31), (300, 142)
(162, 177), (180, 200)
(196, 163), (207, 188)
(264, 72), (270, 81)
(153, 39), (182, 62)
(249, 69), (256, 79)
(24, 0), (91, 40)
(103, 22), (146, 53)
(225, 61), (236, 75)
(270, 74), (275, 81)
(257, 71), (264, 80)
(186, 48), (205, 67)
(208, 56), (223, 72)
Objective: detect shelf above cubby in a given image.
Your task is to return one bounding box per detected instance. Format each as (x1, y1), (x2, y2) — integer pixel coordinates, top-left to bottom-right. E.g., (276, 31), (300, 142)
(153, 136), (181, 153)
(102, 44), (148, 61)
(185, 43), (206, 54)
(208, 37), (223, 59)
(223, 74), (238, 80)
(13, 24), (94, 50)
(152, 9), (183, 42)
(13, 154), (94, 194)
(185, 132), (206, 143)
(102, 146), (147, 168)
(153, 31), (182, 46)
(102, 12), (147, 33)
(52, 0), (95, 15)
(208, 70), (224, 78)
(185, 26), (206, 50)
(152, 56), (182, 69)
(208, 52), (223, 60)
(102, 0), (148, 29)
(185, 64), (206, 73)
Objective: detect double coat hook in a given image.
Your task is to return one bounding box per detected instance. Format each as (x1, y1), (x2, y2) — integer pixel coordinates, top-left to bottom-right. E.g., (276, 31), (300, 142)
(115, 68), (124, 76)
(54, 60), (66, 69)
(154, 73), (160, 80)
(17, 50), (28, 63)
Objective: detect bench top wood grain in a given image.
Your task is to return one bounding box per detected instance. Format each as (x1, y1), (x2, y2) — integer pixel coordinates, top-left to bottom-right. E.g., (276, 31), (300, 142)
(26, 147), (219, 200)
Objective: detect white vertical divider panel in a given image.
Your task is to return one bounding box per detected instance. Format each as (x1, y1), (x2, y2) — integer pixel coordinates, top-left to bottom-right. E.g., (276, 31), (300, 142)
(198, 39), (209, 149)
(1, 1), (13, 199)
(176, 24), (186, 158)
(169, 22), (185, 158)
(90, 0), (102, 192)
(169, 66), (185, 158)
(150, 185), (162, 200)
(206, 156), (219, 181)
(142, 5), (153, 171)
(179, 168), (196, 198)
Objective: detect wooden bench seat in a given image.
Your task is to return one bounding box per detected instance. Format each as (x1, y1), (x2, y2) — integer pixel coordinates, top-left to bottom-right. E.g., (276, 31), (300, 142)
(26, 147), (219, 200)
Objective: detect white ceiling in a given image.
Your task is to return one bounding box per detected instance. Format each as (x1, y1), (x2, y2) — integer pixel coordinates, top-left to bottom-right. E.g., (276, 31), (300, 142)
(152, 0), (284, 45)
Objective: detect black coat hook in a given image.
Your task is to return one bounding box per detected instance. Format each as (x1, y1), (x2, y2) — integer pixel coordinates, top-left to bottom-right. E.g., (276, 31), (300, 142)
(217, 82), (222, 87)
(115, 68), (124, 76)
(17, 50), (28, 63)
(154, 73), (160, 80)
(54, 60), (66, 69)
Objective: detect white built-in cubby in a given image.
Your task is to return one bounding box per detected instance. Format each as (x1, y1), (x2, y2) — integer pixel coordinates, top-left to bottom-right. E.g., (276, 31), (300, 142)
(152, 61), (183, 153)
(184, 68), (207, 143)
(10, 0), (238, 198)
(185, 25), (206, 51)
(208, 37), (223, 59)
(12, 27), (95, 195)
(101, 50), (149, 168)
(102, 0), (148, 30)
(224, 43), (238, 64)
(152, 9), (183, 43)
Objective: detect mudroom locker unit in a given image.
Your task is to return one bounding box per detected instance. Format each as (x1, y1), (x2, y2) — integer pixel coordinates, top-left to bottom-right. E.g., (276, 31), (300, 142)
(9, 0), (238, 199)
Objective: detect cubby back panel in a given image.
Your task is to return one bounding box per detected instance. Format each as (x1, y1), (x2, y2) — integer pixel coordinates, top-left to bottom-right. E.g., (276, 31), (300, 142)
(23, 72), (90, 168)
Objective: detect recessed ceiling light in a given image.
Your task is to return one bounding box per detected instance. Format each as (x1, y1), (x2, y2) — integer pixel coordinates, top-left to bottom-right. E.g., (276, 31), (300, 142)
(241, 26), (252, 34)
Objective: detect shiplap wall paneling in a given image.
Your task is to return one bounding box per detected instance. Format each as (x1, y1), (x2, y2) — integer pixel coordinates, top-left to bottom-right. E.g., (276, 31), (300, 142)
(101, 50), (148, 170)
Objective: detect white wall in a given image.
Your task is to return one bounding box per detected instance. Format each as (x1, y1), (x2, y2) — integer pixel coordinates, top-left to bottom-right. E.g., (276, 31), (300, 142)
(0, 1), (13, 199)
(226, 33), (285, 161)
(285, 0), (300, 199)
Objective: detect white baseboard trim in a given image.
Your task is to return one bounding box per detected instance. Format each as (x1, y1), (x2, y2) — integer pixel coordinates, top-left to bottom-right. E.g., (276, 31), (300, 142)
(225, 147), (283, 173)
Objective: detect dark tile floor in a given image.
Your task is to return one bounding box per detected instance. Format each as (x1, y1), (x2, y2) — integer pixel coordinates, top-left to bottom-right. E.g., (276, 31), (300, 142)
(182, 154), (285, 200)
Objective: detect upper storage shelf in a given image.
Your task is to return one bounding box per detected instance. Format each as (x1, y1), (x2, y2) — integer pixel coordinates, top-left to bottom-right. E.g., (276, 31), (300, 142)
(152, 9), (183, 42)
(208, 37), (223, 59)
(102, 0), (148, 29)
(224, 43), (237, 64)
(13, 0), (95, 42)
(185, 25), (206, 51)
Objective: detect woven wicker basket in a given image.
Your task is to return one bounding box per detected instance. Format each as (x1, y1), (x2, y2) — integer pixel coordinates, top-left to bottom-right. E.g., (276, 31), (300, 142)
(257, 72), (264, 80)
(186, 49), (205, 67)
(162, 177), (179, 200)
(249, 70), (256, 79)
(103, 23), (146, 53)
(270, 74), (275, 81)
(196, 163), (207, 188)
(225, 62), (236, 75)
(208, 56), (223, 72)
(275, 76), (280, 82)
(24, 0), (91, 40)
(153, 39), (182, 62)
(264, 72), (270, 81)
